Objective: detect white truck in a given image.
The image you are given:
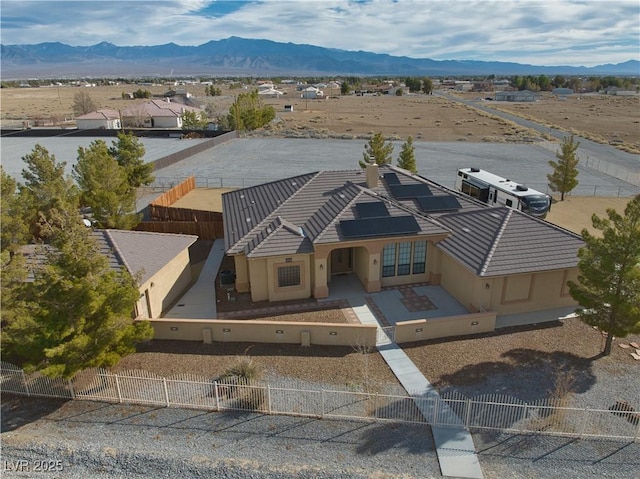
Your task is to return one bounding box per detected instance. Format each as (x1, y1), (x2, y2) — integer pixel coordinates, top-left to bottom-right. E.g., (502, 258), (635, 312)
(455, 167), (551, 218)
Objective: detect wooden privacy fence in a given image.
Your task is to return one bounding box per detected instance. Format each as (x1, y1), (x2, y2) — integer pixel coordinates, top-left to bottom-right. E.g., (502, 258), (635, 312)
(2, 362), (638, 442)
(138, 176), (224, 240)
(150, 176), (196, 207)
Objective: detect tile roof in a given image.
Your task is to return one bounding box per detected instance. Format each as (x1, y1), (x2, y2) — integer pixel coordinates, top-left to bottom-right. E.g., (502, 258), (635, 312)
(436, 207), (584, 276)
(223, 164), (584, 277)
(223, 165), (455, 257)
(76, 109), (121, 120)
(19, 230), (198, 285)
(101, 229), (198, 284)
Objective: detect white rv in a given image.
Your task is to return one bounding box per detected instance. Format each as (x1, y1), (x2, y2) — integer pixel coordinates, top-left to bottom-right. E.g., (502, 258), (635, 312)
(455, 168), (551, 218)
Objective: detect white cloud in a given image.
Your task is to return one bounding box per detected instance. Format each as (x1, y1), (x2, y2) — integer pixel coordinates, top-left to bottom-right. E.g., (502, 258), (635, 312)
(1, 0), (638, 66)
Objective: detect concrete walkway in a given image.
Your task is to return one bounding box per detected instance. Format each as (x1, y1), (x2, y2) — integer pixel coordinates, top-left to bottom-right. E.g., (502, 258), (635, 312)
(324, 276), (483, 479)
(163, 238), (226, 319)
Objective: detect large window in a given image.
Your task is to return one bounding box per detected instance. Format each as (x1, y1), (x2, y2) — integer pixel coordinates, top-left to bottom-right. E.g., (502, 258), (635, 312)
(382, 244), (396, 277)
(397, 242), (412, 275)
(381, 241), (428, 278)
(277, 265), (301, 287)
(412, 241), (427, 274)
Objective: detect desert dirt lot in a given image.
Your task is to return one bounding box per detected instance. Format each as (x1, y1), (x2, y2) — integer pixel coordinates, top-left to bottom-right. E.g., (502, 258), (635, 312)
(3, 84), (638, 151)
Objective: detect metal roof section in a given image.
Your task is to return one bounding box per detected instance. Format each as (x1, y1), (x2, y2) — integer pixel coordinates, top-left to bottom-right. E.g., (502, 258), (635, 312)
(436, 207), (583, 277)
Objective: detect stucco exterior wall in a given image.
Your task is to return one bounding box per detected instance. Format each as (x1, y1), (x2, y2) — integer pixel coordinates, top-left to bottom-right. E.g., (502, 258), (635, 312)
(248, 254), (311, 302)
(150, 318), (377, 347)
(439, 253), (578, 315)
(137, 248), (193, 318)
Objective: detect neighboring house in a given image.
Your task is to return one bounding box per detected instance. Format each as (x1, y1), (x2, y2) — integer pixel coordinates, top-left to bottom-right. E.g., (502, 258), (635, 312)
(552, 88), (574, 96)
(495, 90), (539, 102)
(300, 86), (324, 99)
(258, 87), (285, 98)
(76, 109), (121, 129)
(20, 230), (198, 319)
(605, 87), (637, 96)
(222, 164), (583, 316)
(120, 99), (203, 128)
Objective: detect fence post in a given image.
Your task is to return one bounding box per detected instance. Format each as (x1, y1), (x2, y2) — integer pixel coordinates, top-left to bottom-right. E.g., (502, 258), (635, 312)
(374, 393), (379, 419)
(114, 374), (122, 403)
(163, 378), (170, 407)
(68, 378), (75, 399)
(267, 384), (272, 414)
(465, 399), (472, 428)
(21, 370), (31, 397)
(214, 381), (220, 411)
(635, 414), (640, 443)
(578, 408), (590, 438)
(433, 395), (440, 425)
(321, 389), (325, 418)
(519, 404), (528, 432)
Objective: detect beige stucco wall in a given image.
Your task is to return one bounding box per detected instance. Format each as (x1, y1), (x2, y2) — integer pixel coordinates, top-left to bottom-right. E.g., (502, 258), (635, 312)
(150, 318), (377, 347)
(439, 253), (579, 315)
(136, 248), (193, 318)
(247, 254), (311, 302)
(394, 311), (496, 343)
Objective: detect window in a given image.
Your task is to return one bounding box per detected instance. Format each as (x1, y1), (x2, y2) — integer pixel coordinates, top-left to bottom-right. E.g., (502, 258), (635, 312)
(506, 199), (513, 207)
(382, 243), (396, 277)
(397, 242), (412, 275)
(412, 241), (427, 274)
(277, 265), (301, 287)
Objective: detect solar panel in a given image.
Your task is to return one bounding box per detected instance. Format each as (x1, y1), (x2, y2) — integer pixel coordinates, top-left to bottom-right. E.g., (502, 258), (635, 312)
(355, 202), (389, 218)
(417, 195), (462, 213)
(383, 172), (401, 185)
(389, 183), (432, 199)
(340, 216), (420, 239)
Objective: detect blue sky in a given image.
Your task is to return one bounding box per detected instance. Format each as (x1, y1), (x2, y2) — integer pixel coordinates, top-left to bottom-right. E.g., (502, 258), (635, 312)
(1, 0), (638, 67)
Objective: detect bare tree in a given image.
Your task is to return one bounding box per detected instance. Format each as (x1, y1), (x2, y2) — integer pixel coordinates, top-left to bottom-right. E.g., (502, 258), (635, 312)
(72, 90), (98, 116)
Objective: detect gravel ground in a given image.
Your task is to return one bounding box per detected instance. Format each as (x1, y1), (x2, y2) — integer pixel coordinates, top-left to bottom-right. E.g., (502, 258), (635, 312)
(2, 395), (638, 479)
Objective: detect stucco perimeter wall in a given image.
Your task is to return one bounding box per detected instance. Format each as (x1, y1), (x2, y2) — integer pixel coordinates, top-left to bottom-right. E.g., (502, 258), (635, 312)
(394, 311), (497, 343)
(150, 318), (378, 347)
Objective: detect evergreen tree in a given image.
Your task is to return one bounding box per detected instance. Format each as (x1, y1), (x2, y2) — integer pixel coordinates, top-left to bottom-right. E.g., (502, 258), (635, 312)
(227, 90), (275, 131)
(108, 132), (155, 188)
(18, 144), (80, 240)
(422, 77), (433, 94)
(359, 132), (394, 168)
(1, 168), (30, 252)
(397, 136), (417, 174)
(568, 195), (640, 356)
(74, 140), (139, 229)
(1, 219), (153, 378)
(547, 135), (580, 201)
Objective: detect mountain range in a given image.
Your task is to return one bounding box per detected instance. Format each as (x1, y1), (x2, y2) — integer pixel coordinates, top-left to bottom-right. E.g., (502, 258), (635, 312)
(1, 36), (638, 79)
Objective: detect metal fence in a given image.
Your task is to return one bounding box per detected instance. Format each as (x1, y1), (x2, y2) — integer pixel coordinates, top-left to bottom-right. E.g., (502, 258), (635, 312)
(2, 362), (638, 441)
(148, 175), (639, 197)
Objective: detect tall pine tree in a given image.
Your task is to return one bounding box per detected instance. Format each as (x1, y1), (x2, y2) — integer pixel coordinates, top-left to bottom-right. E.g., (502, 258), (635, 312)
(359, 132), (394, 168)
(568, 195), (640, 356)
(397, 136), (417, 174)
(548, 135), (580, 201)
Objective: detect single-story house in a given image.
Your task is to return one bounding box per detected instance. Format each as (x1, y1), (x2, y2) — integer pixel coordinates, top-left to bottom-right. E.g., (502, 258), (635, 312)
(76, 109), (122, 130)
(120, 99), (204, 128)
(300, 87), (324, 99)
(20, 230), (198, 319)
(605, 87), (637, 96)
(495, 90), (539, 102)
(552, 88), (574, 96)
(222, 164), (583, 316)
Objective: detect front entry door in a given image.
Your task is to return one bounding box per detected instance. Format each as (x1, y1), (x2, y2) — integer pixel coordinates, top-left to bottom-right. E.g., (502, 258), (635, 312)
(331, 248), (353, 274)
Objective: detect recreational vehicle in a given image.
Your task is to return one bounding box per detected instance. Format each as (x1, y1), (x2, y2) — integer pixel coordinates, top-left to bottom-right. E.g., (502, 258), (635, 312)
(455, 168), (551, 218)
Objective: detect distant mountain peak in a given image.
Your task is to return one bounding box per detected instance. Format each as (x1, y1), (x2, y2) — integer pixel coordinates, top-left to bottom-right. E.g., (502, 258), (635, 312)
(1, 37), (638, 79)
